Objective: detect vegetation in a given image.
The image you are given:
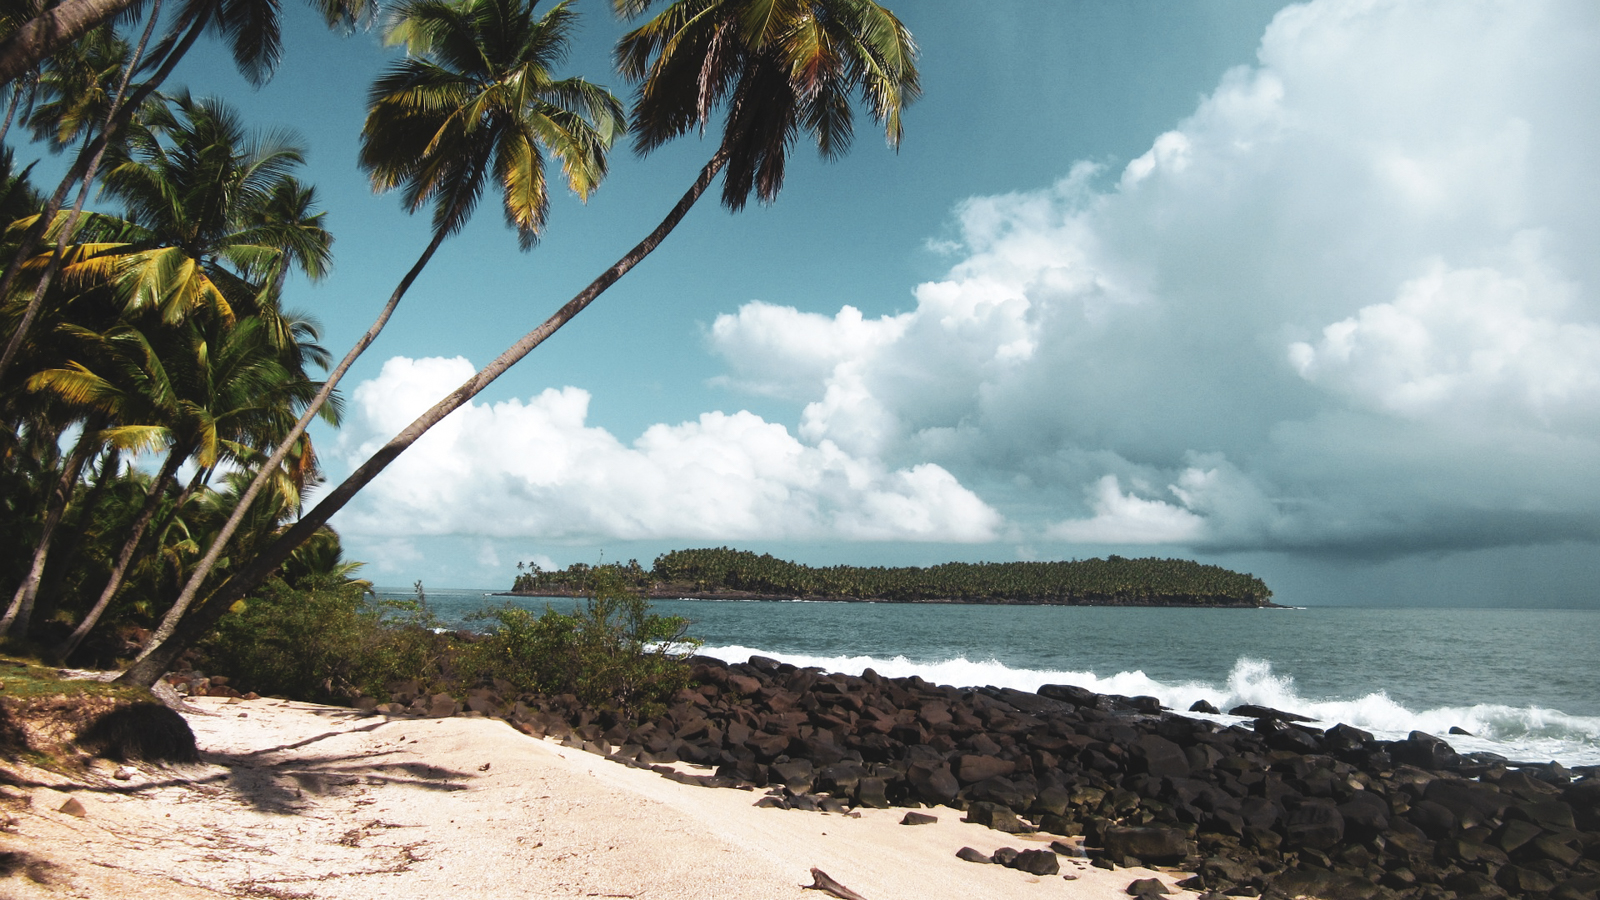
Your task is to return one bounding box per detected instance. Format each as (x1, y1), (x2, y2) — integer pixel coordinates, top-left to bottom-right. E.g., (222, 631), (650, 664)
(465, 566), (697, 715)
(0, 0), (921, 688)
(196, 565), (696, 717)
(513, 547), (1275, 607)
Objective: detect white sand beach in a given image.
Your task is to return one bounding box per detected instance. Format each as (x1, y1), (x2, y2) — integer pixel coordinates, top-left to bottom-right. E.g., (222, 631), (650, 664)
(0, 694), (1200, 899)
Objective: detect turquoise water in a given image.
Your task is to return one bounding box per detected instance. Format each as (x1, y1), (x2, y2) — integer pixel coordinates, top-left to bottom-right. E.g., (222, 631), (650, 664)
(380, 588), (1600, 767)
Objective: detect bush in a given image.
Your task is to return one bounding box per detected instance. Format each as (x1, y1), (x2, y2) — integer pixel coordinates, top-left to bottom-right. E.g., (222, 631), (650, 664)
(465, 567), (698, 716)
(201, 576), (448, 703)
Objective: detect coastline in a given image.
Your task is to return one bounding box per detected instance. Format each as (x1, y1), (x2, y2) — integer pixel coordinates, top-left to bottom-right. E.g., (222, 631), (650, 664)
(496, 587), (1281, 608)
(0, 695), (1190, 899)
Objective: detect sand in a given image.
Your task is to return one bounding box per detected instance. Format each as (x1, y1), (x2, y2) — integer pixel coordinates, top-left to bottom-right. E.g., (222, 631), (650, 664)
(0, 695), (1200, 899)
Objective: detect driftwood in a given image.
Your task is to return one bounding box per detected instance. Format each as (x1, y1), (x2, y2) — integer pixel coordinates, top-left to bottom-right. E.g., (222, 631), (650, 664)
(802, 868), (868, 900)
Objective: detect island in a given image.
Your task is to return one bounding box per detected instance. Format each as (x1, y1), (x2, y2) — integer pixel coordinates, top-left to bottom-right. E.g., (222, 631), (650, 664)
(506, 547), (1276, 608)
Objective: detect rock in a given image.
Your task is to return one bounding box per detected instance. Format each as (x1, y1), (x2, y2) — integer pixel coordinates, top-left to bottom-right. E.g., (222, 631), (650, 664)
(1189, 699), (1221, 715)
(58, 798), (87, 817)
(112, 766), (135, 781)
(1102, 826), (1189, 864)
(855, 777), (890, 809)
(1497, 864), (1558, 894)
(956, 846), (991, 864)
(990, 847), (1019, 866)
(1227, 704), (1314, 723)
(1406, 799), (1459, 839)
(956, 754), (1015, 784)
(964, 801), (1028, 833)
(1011, 849), (1060, 876)
(427, 693), (458, 718)
(1449, 725), (1474, 736)
(1285, 798), (1345, 849)
(900, 811), (937, 825)
(907, 763), (959, 805)
(1271, 867), (1383, 900)
(1126, 877), (1171, 896)
(1038, 684), (1099, 706)
(1131, 735), (1190, 779)
(1389, 731), (1461, 770)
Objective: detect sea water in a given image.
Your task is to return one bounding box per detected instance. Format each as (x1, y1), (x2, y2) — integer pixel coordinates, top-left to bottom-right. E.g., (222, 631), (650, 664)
(377, 588), (1600, 768)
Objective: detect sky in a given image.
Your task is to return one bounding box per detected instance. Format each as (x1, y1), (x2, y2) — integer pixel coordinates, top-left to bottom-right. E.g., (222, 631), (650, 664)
(77, 0), (1600, 605)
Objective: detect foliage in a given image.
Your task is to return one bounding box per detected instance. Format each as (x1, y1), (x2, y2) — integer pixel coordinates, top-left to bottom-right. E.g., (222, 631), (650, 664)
(513, 546), (1274, 606)
(467, 565), (697, 715)
(200, 546), (446, 702)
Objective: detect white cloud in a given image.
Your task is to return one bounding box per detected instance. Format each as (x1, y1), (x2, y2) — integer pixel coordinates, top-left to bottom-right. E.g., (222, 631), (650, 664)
(705, 0), (1600, 555)
(1047, 476), (1206, 544)
(332, 356), (1002, 544)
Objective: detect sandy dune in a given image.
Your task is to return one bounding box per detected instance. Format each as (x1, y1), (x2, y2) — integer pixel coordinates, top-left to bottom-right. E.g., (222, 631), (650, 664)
(0, 695), (1198, 899)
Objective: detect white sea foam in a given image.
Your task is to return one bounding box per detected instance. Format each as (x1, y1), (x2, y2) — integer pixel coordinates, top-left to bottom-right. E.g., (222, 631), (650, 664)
(699, 646), (1600, 767)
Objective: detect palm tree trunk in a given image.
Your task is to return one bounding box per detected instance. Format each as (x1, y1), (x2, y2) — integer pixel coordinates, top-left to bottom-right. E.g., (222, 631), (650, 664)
(54, 442), (187, 662)
(0, 80), (25, 147)
(136, 228), (451, 660)
(30, 443), (120, 629)
(117, 151), (728, 686)
(0, 0), (198, 386)
(0, 415), (104, 638)
(0, 0), (143, 88)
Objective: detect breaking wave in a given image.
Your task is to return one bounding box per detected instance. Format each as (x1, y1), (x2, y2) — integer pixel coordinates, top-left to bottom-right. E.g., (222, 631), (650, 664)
(697, 646), (1600, 767)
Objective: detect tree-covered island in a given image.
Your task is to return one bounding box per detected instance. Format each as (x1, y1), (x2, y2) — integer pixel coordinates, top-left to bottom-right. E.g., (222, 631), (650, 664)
(508, 547), (1276, 608)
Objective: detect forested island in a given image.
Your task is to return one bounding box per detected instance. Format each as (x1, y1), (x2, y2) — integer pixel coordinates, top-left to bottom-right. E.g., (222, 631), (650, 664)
(507, 547), (1275, 607)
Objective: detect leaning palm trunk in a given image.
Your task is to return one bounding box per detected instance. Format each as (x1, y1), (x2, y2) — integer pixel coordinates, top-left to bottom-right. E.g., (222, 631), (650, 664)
(0, 415), (105, 638)
(54, 441), (188, 661)
(0, 0), (144, 88)
(30, 443), (120, 629)
(0, 0), (200, 386)
(118, 151), (727, 686)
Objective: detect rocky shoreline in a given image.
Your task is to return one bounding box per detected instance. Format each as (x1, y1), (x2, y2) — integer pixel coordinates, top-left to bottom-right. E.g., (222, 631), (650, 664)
(337, 655), (1600, 900)
(497, 587), (1281, 608)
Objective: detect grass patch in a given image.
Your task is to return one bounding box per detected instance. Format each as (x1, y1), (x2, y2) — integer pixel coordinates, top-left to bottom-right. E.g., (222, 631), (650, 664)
(0, 657), (147, 704)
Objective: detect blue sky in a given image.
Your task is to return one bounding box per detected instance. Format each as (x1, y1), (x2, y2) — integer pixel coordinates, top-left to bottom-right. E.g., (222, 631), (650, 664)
(109, 0), (1600, 605)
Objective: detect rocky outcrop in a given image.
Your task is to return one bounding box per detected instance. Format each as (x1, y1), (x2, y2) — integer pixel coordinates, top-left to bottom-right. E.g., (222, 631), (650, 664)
(370, 657), (1600, 900)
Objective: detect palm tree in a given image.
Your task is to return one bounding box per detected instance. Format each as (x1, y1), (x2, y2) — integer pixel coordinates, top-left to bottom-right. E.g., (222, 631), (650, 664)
(1, 92), (330, 645)
(39, 313), (331, 660)
(130, 0), (624, 671)
(118, 0), (919, 686)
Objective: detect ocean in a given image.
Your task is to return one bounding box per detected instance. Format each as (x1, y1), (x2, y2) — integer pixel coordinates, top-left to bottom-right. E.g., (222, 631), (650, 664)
(377, 588), (1600, 769)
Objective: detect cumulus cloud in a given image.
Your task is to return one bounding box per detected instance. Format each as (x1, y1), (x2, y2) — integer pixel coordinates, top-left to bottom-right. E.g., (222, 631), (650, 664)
(331, 356), (1002, 544)
(706, 0), (1600, 556)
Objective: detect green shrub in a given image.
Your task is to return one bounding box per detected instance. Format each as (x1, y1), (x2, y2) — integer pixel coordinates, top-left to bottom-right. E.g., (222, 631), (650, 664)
(465, 567), (698, 716)
(201, 575), (448, 703)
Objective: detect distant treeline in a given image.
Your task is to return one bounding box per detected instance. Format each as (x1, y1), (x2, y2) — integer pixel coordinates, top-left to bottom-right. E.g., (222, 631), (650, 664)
(510, 547), (1273, 607)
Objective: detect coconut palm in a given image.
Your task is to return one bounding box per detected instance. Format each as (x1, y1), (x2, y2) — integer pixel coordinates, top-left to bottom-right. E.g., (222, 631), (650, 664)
(1, 92), (330, 645)
(118, 0), (919, 687)
(39, 312), (332, 660)
(127, 0), (623, 674)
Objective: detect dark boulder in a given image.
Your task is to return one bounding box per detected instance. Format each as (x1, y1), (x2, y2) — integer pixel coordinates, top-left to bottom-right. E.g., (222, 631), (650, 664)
(1284, 798), (1345, 850)
(956, 846), (991, 864)
(900, 811), (937, 825)
(1010, 849), (1060, 876)
(1102, 826), (1190, 864)
(1188, 699), (1221, 715)
(1388, 731), (1461, 770)
(1130, 734), (1190, 779)
(1405, 798), (1459, 839)
(906, 762), (959, 805)
(964, 801), (1028, 833)
(957, 754), (1016, 784)
(1228, 704), (1314, 723)
(1336, 791), (1390, 839)
(1039, 684), (1099, 706)
(1125, 877), (1170, 896)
